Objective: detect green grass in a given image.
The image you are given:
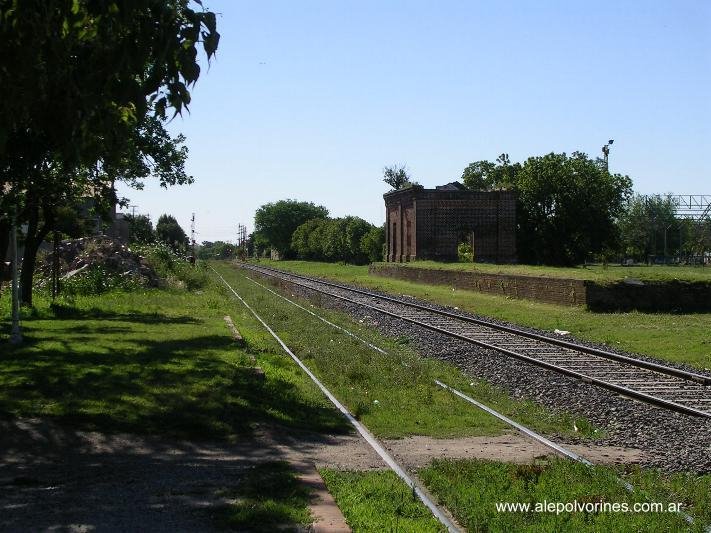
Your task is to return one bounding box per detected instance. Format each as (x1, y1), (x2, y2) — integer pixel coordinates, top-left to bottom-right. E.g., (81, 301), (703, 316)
(0, 282), (348, 440)
(320, 469), (445, 532)
(419, 458), (709, 532)
(217, 461), (312, 531)
(214, 261), (597, 440)
(383, 260), (711, 283)
(0, 261), (594, 441)
(253, 260), (711, 370)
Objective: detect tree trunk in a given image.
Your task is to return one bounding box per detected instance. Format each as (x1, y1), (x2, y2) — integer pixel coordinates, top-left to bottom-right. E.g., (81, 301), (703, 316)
(0, 218), (9, 299)
(0, 218), (9, 262)
(20, 202), (40, 306)
(19, 199), (53, 307)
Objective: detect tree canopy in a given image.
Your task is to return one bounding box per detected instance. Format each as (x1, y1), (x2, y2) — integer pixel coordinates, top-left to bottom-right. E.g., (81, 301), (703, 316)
(0, 0), (218, 305)
(461, 154), (519, 191)
(383, 164), (420, 190)
(461, 152), (632, 265)
(0, 0), (219, 163)
(254, 200), (329, 256)
(125, 214), (156, 244)
(291, 217), (383, 264)
(156, 214), (189, 253)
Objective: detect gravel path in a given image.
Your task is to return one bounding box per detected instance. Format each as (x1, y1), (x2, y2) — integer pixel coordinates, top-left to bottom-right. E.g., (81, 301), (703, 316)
(252, 269), (711, 474)
(0, 418), (377, 532)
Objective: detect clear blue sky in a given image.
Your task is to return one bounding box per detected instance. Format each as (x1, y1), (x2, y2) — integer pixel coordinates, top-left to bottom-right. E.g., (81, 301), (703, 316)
(118, 0), (711, 243)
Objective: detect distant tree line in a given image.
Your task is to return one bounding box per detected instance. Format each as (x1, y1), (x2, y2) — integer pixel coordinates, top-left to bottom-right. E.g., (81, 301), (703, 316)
(125, 213), (190, 254)
(292, 217), (384, 264)
(197, 241), (235, 260)
(251, 199), (384, 264)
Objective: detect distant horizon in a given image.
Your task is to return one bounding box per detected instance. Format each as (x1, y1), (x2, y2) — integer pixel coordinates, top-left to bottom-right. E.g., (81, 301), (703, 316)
(117, 0), (710, 243)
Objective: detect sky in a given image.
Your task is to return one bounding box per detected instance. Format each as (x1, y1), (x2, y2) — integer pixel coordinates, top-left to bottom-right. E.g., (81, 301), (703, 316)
(117, 0), (711, 243)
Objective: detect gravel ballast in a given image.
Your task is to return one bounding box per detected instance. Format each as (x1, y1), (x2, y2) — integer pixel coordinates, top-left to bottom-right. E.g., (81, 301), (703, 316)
(244, 266), (711, 474)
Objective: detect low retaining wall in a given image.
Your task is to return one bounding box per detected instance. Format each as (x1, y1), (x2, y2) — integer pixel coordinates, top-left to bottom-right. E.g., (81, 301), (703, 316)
(368, 264), (711, 312)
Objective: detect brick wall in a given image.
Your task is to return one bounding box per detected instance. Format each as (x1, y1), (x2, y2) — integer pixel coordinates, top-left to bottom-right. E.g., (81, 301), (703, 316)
(384, 188), (516, 263)
(369, 264), (711, 312)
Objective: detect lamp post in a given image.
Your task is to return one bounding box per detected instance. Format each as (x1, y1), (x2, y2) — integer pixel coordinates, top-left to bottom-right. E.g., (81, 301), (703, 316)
(602, 139), (614, 171)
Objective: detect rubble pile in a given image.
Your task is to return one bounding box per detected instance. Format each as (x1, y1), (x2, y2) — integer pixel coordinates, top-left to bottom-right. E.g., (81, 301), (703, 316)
(38, 237), (159, 286)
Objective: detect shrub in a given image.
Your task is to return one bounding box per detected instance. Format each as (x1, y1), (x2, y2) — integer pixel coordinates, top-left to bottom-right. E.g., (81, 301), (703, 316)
(60, 265), (145, 296)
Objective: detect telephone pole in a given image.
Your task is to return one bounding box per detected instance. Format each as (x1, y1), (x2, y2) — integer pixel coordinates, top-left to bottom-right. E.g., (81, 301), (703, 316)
(236, 223), (248, 259)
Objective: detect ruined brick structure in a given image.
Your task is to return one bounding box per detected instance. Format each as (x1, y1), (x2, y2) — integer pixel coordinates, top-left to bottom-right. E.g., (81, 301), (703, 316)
(384, 183), (516, 263)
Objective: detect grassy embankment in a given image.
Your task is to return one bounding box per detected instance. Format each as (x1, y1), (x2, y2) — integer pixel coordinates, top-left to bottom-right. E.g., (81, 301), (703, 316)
(386, 260), (711, 283)
(252, 260), (711, 370)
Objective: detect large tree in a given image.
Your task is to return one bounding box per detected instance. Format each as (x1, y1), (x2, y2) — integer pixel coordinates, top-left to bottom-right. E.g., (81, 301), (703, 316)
(462, 152), (632, 265)
(254, 200), (328, 257)
(125, 214), (156, 244)
(0, 0), (217, 305)
(156, 214), (189, 253)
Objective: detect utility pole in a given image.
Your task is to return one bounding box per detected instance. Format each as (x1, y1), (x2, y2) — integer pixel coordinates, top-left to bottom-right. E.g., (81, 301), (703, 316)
(190, 213), (196, 264)
(236, 223), (248, 260)
(10, 205), (21, 344)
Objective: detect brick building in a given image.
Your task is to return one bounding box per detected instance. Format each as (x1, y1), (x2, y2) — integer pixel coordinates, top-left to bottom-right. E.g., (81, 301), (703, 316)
(384, 182), (516, 263)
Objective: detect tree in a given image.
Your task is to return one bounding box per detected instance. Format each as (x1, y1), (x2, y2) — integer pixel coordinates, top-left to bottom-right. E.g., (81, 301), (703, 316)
(254, 200), (328, 257)
(0, 0), (218, 306)
(126, 214), (156, 244)
(0, 0), (219, 162)
(461, 154), (519, 191)
(514, 152), (632, 265)
(462, 152), (632, 265)
(383, 164), (414, 190)
(156, 214), (189, 253)
(360, 226), (385, 263)
(291, 219), (325, 259)
(618, 195), (680, 262)
(10, 111), (192, 305)
(197, 241), (235, 260)
(344, 217), (374, 263)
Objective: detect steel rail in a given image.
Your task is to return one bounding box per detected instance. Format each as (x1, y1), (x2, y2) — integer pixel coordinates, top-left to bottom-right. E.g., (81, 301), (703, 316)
(241, 263), (711, 419)
(228, 265), (706, 529)
(435, 380), (706, 530)
(211, 266), (461, 532)
(246, 263), (711, 385)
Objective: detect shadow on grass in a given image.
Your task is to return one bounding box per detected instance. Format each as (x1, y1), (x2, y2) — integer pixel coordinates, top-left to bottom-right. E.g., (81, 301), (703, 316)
(215, 461), (312, 531)
(47, 302), (203, 324)
(0, 310), (348, 441)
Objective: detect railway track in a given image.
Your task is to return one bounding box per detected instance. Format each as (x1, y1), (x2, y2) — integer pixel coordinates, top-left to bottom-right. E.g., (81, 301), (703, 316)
(241, 263), (711, 419)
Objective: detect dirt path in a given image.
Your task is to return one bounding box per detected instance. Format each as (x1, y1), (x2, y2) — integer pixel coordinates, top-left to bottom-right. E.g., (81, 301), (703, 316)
(0, 418), (645, 531)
